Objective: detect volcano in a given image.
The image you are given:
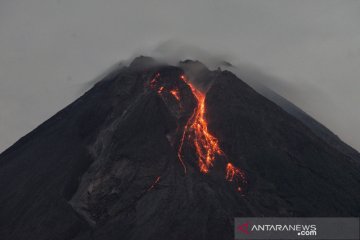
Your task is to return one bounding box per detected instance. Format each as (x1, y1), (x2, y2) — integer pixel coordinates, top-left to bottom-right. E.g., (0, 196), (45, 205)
(0, 56), (359, 240)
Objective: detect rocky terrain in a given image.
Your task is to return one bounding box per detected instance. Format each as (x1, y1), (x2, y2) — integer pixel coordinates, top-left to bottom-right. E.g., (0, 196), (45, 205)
(0, 56), (359, 240)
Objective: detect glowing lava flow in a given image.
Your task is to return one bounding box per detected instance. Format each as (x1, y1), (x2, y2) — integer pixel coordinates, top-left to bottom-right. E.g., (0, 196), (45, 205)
(178, 75), (224, 174)
(170, 89), (180, 101)
(178, 75), (246, 190)
(225, 163), (246, 191)
(149, 73), (246, 191)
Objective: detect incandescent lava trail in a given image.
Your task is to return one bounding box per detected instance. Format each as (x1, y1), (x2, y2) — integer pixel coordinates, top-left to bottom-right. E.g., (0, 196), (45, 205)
(178, 75), (225, 174)
(149, 73), (246, 191)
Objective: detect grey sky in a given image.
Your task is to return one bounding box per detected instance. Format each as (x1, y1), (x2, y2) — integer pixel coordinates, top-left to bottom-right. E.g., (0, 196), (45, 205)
(0, 0), (359, 152)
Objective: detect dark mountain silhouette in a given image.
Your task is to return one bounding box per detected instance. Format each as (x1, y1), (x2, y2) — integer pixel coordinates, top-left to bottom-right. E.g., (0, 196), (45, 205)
(262, 89), (360, 164)
(0, 56), (359, 240)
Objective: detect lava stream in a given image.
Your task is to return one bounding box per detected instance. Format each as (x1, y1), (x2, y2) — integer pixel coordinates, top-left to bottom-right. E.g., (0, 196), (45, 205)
(149, 73), (246, 190)
(178, 75), (224, 174)
(178, 75), (246, 189)
(170, 89), (180, 101)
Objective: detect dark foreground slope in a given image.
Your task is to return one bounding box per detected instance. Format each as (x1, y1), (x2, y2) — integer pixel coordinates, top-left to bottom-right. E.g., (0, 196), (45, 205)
(0, 57), (359, 240)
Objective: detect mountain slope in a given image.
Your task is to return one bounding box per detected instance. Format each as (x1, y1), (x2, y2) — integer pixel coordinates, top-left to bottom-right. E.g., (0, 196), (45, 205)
(0, 57), (359, 240)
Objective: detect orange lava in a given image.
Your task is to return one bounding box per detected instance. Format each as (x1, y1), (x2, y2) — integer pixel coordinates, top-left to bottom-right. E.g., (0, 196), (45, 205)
(178, 75), (224, 173)
(170, 89), (181, 101)
(149, 73), (246, 191)
(226, 163), (246, 183)
(178, 75), (246, 190)
(157, 86), (164, 94)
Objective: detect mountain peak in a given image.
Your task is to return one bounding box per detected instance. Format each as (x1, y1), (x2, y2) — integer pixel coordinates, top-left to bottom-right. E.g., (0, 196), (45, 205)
(129, 55), (158, 70)
(0, 57), (359, 240)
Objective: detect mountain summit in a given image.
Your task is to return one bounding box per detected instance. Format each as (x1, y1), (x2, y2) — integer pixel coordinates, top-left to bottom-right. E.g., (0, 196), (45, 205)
(0, 57), (359, 240)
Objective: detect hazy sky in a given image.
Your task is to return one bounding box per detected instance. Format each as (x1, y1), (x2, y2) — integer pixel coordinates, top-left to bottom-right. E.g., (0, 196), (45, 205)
(0, 0), (359, 152)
